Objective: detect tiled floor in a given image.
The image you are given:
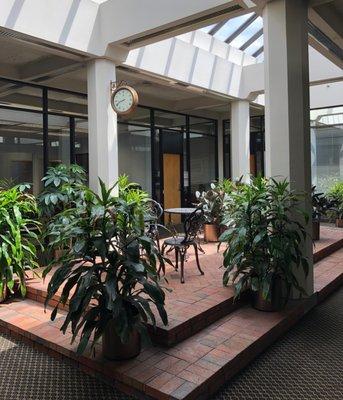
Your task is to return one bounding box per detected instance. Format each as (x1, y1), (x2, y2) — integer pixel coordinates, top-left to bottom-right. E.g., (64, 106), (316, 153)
(0, 226), (342, 399)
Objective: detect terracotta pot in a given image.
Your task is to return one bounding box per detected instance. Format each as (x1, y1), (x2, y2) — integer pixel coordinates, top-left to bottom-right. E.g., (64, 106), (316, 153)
(204, 223), (219, 242)
(336, 218), (343, 228)
(0, 286), (7, 303)
(312, 220), (320, 241)
(252, 276), (287, 312)
(102, 319), (141, 360)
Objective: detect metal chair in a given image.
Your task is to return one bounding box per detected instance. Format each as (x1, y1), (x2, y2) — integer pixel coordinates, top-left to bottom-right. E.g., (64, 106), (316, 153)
(144, 199), (163, 252)
(161, 207), (205, 283)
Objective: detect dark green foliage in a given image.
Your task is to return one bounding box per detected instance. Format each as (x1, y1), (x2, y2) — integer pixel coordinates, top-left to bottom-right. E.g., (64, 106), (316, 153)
(220, 177), (310, 302)
(312, 186), (335, 221)
(44, 178), (170, 354)
(0, 184), (41, 299)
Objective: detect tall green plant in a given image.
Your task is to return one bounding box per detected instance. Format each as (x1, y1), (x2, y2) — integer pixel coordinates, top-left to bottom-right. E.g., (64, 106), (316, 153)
(327, 182), (343, 219)
(0, 185), (41, 299)
(44, 179), (169, 354)
(220, 177), (309, 302)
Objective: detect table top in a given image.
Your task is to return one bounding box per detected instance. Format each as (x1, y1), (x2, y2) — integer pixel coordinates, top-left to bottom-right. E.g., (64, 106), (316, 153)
(164, 207), (196, 215)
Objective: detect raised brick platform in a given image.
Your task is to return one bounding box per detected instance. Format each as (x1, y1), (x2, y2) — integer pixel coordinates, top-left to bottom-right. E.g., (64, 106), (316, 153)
(0, 248), (342, 400)
(25, 225), (343, 347)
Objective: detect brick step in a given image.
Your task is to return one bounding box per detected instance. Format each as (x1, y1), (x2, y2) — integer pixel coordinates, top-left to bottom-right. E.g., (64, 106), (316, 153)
(1, 248), (342, 400)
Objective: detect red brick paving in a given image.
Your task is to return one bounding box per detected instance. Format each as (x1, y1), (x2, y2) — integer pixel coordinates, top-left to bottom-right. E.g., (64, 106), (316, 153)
(0, 225), (342, 399)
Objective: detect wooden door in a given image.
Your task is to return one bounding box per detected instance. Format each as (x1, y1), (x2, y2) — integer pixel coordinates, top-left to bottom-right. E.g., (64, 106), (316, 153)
(163, 153), (181, 224)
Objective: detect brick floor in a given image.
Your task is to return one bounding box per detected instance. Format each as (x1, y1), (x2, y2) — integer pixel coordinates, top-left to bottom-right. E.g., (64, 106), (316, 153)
(0, 226), (342, 400)
(25, 225), (343, 346)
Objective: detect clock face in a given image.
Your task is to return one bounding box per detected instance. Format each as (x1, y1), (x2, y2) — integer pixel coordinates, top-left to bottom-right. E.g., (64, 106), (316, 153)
(111, 87), (138, 115)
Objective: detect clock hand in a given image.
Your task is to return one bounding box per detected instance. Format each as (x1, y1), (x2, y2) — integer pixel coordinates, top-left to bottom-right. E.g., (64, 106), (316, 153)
(116, 99), (125, 106)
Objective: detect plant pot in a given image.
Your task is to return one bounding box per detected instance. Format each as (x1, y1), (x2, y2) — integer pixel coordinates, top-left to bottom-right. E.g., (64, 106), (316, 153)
(102, 319), (141, 360)
(0, 286), (8, 303)
(252, 276), (286, 312)
(312, 220), (320, 241)
(204, 223), (219, 242)
(336, 218), (343, 228)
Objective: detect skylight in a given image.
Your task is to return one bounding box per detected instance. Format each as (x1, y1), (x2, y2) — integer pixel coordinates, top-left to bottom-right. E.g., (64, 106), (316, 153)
(201, 13), (264, 60)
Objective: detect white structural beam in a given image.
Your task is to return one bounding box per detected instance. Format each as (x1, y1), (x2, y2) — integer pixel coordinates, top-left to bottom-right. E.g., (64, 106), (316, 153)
(230, 100), (250, 181)
(263, 0), (313, 295)
(87, 58), (118, 194)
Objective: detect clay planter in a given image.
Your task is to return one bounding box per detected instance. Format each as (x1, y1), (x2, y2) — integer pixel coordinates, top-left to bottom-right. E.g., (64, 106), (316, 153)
(312, 220), (320, 241)
(102, 319), (141, 360)
(0, 287), (8, 303)
(204, 223), (219, 242)
(252, 276), (286, 312)
(336, 218), (343, 228)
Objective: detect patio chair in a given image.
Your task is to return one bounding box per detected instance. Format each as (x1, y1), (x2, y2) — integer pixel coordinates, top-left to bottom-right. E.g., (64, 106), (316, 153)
(161, 207), (205, 283)
(144, 199), (163, 252)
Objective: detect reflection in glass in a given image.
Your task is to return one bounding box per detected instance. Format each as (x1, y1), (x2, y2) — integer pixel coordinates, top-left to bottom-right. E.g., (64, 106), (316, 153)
(0, 108), (43, 194)
(75, 118), (89, 176)
(48, 115), (70, 167)
(311, 106), (343, 193)
(118, 123), (152, 194)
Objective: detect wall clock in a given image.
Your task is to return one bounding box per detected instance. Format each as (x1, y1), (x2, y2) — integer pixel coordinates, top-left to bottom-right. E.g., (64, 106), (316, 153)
(110, 85), (139, 115)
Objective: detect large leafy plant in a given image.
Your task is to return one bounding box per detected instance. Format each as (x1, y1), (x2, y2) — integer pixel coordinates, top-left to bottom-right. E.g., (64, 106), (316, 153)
(195, 182), (225, 224)
(312, 186), (335, 221)
(0, 184), (41, 299)
(327, 182), (343, 219)
(38, 164), (87, 252)
(221, 177), (310, 302)
(44, 179), (169, 354)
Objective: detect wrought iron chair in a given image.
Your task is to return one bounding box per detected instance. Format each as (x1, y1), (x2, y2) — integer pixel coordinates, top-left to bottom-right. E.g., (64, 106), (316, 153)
(161, 207), (205, 283)
(144, 199), (163, 252)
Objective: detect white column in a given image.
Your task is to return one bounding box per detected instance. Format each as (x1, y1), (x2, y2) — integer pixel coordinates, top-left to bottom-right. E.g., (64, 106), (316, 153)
(217, 118), (224, 181)
(263, 0), (313, 296)
(231, 100), (250, 181)
(87, 58), (118, 194)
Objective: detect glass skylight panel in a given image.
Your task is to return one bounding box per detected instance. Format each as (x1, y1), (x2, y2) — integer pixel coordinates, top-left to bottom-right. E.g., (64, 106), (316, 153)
(201, 24), (216, 34)
(230, 16), (263, 49)
(244, 34), (264, 56)
(211, 13), (254, 41)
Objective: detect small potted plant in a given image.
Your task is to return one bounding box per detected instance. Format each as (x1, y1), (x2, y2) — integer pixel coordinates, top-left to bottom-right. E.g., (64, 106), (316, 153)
(312, 186), (332, 240)
(44, 178), (169, 360)
(0, 184), (41, 302)
(327, 182), (343, 228)
(220, 177), (309, 311)
(196, 183), (224, 242)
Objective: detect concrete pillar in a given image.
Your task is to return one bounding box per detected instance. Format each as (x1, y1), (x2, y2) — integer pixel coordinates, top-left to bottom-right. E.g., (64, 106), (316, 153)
(231, 100), (250, 181)
(263, 0), (313, 296)
(87, 58), (118, 194)
(217, 118), (224, 181)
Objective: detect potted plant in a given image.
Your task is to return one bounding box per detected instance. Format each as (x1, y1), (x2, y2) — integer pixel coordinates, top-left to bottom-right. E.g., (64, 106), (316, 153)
(220, 177), (310, 311)
(0, 184), (41, 302)
(327, 182), (343, 228)
(196, 183), (224, 242)
(44, 178), (169, 360)
(38, 164), (87, 259)
(311, 186), (335, 240)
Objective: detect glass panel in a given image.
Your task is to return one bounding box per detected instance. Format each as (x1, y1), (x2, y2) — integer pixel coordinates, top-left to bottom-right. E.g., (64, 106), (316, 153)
(223, 120), (231, 178)
(154, 110), (186, 131)
(118, 106), (151, 126)
(48, 115), (70, 166)
(0, 80), (43, 111)
(230, 16), (263, 49)
(75, 118), (89, 176)
(311, 106), (343, 193)
(211, 13), (255, 42)
(118, 123), (152, 194)
(189, 116), (216, 135)
(244, 34), (264, 56)
(48, 89), (87, 116)
(189, 133), (216, 198)
(0, 108), (43, 194)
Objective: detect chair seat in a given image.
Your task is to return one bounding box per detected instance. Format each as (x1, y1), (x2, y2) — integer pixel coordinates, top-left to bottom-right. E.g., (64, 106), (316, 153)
(164, 236), (186, 246)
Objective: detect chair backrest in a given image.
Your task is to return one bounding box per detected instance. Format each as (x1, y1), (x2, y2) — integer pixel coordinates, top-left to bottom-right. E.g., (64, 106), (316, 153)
(144, 199), (163, 222)
(183, 207), (204, 243)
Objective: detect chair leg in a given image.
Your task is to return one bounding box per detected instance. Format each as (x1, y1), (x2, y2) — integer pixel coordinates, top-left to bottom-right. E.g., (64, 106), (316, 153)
(175, 248), (179, 270)
(194, 244), (204, 275)
(161, 243), (167, 255)
(180, 251), (185, 284)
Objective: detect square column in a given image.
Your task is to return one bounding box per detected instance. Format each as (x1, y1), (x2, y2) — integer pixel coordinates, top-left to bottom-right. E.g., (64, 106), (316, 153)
(231, 100), (250, 181)
(263, 0), (313, 295)
(87, 59), (118, 194)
